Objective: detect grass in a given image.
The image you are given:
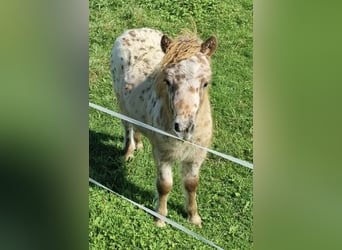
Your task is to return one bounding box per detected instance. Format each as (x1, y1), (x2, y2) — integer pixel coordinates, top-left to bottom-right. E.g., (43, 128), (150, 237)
(89, 0), (253, 249)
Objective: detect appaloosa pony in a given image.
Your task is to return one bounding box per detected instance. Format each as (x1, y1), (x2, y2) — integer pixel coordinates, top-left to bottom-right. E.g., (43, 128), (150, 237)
(110, 28), (217, 227)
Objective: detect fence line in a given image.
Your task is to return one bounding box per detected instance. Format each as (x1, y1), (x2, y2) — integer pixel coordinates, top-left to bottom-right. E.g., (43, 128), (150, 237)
(89, 178), (224, 250)
(89, 102), (253, 249)
(89, 102), (253, 169)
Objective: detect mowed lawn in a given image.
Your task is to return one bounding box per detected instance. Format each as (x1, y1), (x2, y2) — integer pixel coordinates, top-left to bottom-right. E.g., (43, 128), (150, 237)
(89, 0), (253, 249)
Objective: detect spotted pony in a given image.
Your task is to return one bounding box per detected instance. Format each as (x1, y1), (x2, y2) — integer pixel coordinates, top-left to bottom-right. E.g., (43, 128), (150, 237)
(110, 28), (217, 227)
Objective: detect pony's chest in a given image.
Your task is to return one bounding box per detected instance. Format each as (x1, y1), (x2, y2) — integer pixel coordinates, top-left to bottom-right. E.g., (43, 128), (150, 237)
(153, 136), (208, 162)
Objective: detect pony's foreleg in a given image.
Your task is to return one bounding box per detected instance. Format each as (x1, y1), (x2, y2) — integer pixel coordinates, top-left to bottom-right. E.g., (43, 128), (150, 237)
(122, 121), (135, 161)
(181, 161), (202, 227)
(155, 162), (173, 227)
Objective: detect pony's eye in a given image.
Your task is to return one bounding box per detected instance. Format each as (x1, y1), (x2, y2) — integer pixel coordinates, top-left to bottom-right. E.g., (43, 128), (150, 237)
(165, 80), (171, 86)
(203, 82), (209, 88)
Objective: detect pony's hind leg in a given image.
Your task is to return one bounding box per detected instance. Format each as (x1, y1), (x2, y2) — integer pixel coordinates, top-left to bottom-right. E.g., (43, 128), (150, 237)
(133, 130), (143, 151)
(181, 161), (202, 227)
(122, 121), (135, 161)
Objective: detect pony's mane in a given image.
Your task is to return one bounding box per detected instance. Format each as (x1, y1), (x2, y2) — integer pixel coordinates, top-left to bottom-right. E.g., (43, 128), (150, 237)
(161, 30), (202, 69)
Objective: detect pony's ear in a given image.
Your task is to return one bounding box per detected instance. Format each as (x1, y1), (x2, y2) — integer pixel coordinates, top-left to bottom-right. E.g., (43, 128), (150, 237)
(161, 35), (173, 53)
(200, 36), (218, 56)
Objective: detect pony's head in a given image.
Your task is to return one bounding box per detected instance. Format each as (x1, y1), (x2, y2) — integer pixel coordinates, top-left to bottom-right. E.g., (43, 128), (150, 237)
(159, 33), (217, 140)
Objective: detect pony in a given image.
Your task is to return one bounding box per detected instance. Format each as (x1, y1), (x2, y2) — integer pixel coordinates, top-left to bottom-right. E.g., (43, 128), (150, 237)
(110, 28), (217, 227)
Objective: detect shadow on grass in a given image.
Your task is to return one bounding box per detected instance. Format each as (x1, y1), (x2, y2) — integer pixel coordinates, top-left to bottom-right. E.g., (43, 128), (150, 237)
(89, 129), (188, 219)
(89, 130), (153, 202)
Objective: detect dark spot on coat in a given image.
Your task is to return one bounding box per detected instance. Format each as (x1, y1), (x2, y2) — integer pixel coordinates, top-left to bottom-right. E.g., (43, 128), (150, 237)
(129, 30), (136, 37)
(173, 84), (180, 91)
(125, 83), (134, 90)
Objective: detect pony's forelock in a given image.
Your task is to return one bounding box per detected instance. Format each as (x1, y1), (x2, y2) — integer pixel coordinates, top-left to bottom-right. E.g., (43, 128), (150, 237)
(161, 30), (202, 70)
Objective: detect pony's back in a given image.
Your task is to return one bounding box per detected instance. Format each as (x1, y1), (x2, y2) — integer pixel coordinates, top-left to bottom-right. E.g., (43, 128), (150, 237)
(111, 28), (164, 96)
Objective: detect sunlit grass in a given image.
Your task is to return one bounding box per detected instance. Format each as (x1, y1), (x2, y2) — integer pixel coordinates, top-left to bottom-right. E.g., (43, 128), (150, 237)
(89, 0), (252, 248)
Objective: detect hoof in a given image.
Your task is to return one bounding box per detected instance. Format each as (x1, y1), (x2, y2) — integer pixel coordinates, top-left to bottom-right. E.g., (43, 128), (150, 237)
(124, 142), (135, 161)
(189, 215), (202, 228)
(124, 153), (134, 161)
(155, 219), (166, 227)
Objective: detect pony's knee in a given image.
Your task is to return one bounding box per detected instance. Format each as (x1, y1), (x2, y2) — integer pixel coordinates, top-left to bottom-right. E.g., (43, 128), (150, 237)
(184, 175), (199, 192)
(157, 176), (172, 195)
(156, 166), (173, 195)
(182, 161), (201, 192)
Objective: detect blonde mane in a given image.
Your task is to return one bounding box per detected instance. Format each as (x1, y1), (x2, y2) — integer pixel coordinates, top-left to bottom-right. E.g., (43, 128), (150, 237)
(161, 31), (202, 69)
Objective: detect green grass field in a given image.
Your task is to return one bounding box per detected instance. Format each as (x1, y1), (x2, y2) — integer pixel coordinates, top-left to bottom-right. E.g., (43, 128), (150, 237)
(89, 0), (253, 249)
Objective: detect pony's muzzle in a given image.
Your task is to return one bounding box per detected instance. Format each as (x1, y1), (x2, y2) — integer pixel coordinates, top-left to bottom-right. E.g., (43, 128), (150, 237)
(173, 121), (195, 140)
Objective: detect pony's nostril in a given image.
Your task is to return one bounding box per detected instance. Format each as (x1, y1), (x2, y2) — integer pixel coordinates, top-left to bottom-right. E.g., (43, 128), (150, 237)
(174, 123), (181, 132)
(188, 123), (195, 133)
